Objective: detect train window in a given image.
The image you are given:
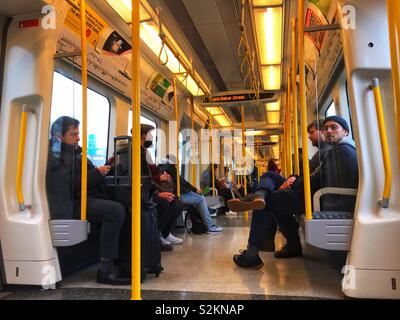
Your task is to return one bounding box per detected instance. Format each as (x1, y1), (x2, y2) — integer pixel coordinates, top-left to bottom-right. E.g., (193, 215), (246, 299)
(50, 72), (110, 167)
(325, 100), (337, 117)
(128, 111), (157, 163)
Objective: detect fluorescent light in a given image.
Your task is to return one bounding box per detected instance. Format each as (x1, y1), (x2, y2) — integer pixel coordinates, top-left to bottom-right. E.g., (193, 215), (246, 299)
(254, 7), (282, 65)
(270, 135), (279, 142)
(107, 1), (206, 97)
(205, 107), (232, 126)
(214, 115), (232, 127)
(265, 100), (280, 111)
(106, 0), (150, 23)
(245, 130), (267, 136)
(140, 22), (182, 73)
(252, 0), (283, 6)
(205, 107), (223, 115)
(261, 65), (281, 90)
(140, 22), (204, 96)
(267, 111), (280, 124)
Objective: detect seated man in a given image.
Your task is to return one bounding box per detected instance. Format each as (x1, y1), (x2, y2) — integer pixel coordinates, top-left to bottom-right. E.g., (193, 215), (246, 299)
(232, 116), (359, 268)
(47, 116), (130, 285)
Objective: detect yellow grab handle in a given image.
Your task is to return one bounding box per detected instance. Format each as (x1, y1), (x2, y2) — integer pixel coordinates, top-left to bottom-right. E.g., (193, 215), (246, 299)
(16, 106), (33, 211)
(371, 78), (392, 208)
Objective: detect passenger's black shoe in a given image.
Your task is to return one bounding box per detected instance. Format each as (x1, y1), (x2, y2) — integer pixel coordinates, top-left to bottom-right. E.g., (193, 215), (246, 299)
(260, 239), (275, 252)
(117, 262), (131, 276)
(97, 266), (131, 285)
(274, 245), (302, 259)
(227, 194), (266, 212)
(233, 250), (264, 269)
(160, 242), (173, 251)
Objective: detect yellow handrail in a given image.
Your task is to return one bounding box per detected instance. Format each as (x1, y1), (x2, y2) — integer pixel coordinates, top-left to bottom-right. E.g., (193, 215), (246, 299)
(292, 18), (300, 176)
(298, 0), (312, 220)
(371, 78), (392, 208)
(131, 0), (141, 300)
(173, 77), (181, 197)
(287, 68), (293, 176)
(209, 114), (216, 196)
(241, 104), (248, 221)
(80, 0), (88, 222)
(386, 0), (400, 174)
(190, 96), (197, 187)
(16, 106), (33, 211)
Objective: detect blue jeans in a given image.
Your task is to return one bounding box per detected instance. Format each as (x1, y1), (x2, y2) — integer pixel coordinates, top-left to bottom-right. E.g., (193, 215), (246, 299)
(180, 192), (214, 229)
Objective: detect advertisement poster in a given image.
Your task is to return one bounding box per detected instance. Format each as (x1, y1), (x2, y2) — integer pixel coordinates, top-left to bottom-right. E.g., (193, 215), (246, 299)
(65, 0), (108, 48)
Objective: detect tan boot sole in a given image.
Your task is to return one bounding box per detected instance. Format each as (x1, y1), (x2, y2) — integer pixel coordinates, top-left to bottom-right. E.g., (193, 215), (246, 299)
(227, 198), (266, 212)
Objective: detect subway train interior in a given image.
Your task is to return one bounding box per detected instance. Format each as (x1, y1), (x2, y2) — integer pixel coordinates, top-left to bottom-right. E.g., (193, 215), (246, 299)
(0, 0), (399, 301)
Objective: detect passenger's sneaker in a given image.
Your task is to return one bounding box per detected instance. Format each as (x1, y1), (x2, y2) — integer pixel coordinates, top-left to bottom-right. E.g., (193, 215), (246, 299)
(274, 244), (302, 258)
(160, 235), (171, 245)
(165, 233), (183, 245)
(226, 210), (237, 216)
(227, 194), (266, 212)
(208, 224), (223, 232)
(233, 250), (264, 269)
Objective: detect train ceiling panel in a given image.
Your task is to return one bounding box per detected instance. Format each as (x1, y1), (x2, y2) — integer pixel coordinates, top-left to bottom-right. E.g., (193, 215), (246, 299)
(0, 0), (49, 16)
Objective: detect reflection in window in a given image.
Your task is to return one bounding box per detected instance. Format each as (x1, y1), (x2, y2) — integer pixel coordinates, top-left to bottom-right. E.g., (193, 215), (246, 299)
(326, 100), (337, 117)
(50, 72), (110, 167)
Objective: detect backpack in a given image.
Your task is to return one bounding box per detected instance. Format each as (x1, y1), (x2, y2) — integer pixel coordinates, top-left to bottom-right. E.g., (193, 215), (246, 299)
(184, 206), (208, 234)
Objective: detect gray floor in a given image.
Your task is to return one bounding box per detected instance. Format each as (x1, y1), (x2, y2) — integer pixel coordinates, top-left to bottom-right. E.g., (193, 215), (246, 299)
(0, 213), (345, 300)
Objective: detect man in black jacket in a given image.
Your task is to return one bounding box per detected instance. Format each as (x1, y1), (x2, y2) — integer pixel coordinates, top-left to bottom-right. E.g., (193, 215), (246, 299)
(233, 116), (359, 268)
(47, 116), (130, 285)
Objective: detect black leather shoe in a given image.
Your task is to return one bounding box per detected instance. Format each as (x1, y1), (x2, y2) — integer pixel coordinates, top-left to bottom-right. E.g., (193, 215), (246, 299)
(274, 245), (302, 259)
(260, 239), (275, 252)
(233, 250), (264, 269)
(160, 242), (173, 251)
(97, 266), (131, 285)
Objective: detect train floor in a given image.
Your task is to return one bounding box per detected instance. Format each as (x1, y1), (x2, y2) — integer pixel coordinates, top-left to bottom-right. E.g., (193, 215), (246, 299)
(0, 213), (345, 300)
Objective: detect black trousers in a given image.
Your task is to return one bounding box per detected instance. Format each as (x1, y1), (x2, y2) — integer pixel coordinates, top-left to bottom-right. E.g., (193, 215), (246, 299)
(248, 189), (304, 249)
(86, 198), (126, 260)
(154, 198), (183, 238)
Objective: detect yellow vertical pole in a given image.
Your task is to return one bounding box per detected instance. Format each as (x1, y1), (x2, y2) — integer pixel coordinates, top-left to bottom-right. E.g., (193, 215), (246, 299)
(173, 77), (181, 197)
(190, 96), (197, 187)
(292, 18), (300, 175)
(80, 0), (88, 222)
(287, 68), (292, 176)
(241, 104), (248, 221)
(298, 0), (312, 220)
(210, 115), (216, 196)
(256, 137), (260, 183)
(131, 0), (141, 300)
(387, 0), (400, 170)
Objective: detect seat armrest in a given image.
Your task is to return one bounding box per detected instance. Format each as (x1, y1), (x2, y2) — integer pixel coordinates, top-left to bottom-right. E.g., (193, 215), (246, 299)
(313, 187), (358, 211)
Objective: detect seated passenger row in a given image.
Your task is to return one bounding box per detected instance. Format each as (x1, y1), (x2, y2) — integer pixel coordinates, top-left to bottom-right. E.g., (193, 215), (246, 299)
(46, 117), (223, 286)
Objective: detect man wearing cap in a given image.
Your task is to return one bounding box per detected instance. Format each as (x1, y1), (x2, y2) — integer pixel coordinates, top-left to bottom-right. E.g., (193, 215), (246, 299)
(232, 116), (358, 268)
